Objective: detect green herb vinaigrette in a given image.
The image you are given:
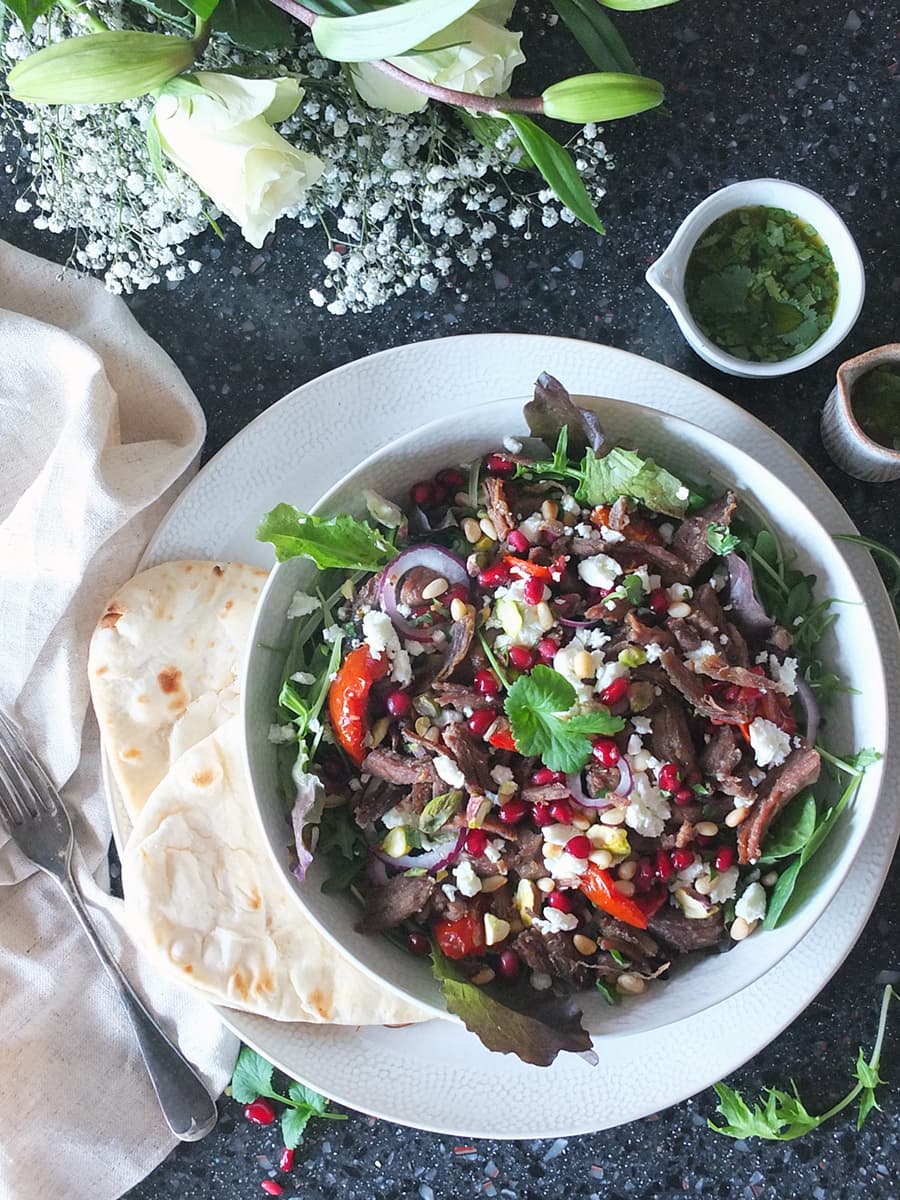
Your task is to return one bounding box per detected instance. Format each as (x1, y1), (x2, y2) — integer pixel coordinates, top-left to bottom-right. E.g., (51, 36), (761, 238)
(851, 365), (900, 450)
(684, 206), (839, 362)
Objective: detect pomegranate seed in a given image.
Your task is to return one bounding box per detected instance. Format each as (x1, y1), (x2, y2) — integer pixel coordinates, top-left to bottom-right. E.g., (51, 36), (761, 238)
(537, 637), (559, 662)
(636, 857), (655, 885)
(507, 529), (529, 554)
(406, 930), (430, 956)
(723, 684), (742, 703)
(261, 1183), (284, 1197)
(655, 849), (673, 881)
(532, 802), (553, 826)
(696, 833), (715, 847)
(386, 690), (411, 717)
(244, 1099), (275, 1126)
(649, 587), (669, 614)
(715, 846), (735, 872)
(599, 676), (629, 706)
(658, 763), (681, 792)
(484, 453), (515, 477)
(498, 798), (528, 824)
(436, 467), (465, 488)
(496, 949), (521, 981)
(431, 483), (448, 506)
(508, 645), (535, 671)
(565, 835), (592, 859)
(546, 890), (574, 913)
(409, 480), (434, 507)
(474, 669), (500, 696)
(592, 736), (620, 767)
(523, 576), (546, 606)
(531, 766), (564, 786)
(671, 848), (695, 872)
(549, 799), (573, 824)
(444, 583), (469, 606)
(478, 562), (512, 589)
(279, 1147), (295, 1173)
(467, 708), (497, 737)
(465, 828), (489, 856)
(674, 786), (694, 804)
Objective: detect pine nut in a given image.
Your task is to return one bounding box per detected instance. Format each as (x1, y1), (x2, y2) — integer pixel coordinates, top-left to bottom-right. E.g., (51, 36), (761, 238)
(695, 820), (719, 837)
(616, 972), (646, 996)
(544, 843), (562, 859)
(574, 649), (595, 679)
(541, 499), (558, 521)
(450, 597), (468, 621)
(480, 875), (507, 893)
(617, 859), (638, 881)
(421, 576), (449, 600)
(600, 807), (626, 826)
(761, 870), (779, 887)
(479, 516), (498, 540)
(613, 879), (635, 897)
(668, 602), (692, 619)
(471, 968), (495, 986)
(589, 849), (613, 869)
(462, 517), (482, 543)
(424, 725), (442, 744)
(536, 601), (555, 631)
(573, 934), (597, 956)
(724, 807), (748, 828)
(454, 491), (471, 507)
(414, 716), (431, 737)
(694, 876), (713, 896)
(536, 877), (555, 893)
(730, 917), (757, 942)
(571, 815), (591, 831)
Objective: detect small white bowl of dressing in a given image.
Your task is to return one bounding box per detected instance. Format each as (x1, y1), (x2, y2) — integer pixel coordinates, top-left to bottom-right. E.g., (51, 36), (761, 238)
(646, 179), (865, 379)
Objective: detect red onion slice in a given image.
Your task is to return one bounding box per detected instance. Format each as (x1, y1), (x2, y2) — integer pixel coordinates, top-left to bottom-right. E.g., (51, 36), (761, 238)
(372, 828), (466, 874)
(379, 545), (470, 642)
(614, 757), (634, 798)
(558, 617), (605, 629)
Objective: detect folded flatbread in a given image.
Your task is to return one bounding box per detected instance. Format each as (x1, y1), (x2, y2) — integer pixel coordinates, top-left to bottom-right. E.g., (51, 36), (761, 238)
(122, 718), (429, 1025)
(89, 560), (269, 822)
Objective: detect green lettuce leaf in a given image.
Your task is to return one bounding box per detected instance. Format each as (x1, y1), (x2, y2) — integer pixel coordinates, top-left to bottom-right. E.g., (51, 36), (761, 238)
(577, 447), (688, 517)
(257, 504), (394, 570)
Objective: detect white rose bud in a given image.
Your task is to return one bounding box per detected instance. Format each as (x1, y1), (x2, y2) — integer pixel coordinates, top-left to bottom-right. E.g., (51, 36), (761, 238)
(151, 72), (325, 249)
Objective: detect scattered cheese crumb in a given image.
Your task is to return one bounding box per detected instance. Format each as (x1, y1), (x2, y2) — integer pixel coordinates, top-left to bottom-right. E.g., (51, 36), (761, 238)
(748, 717), (792, 768)
(287, 590), (320, 619)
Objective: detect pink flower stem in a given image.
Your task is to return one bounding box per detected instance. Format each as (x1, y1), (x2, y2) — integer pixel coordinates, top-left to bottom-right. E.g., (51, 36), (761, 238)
(265, 0), (545, 115)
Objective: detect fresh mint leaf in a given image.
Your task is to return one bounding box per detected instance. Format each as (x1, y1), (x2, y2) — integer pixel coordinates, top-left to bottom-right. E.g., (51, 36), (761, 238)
(577, 446), (688, 517)
(281, 1104), (312, 1149)
(257, 504), (394, 570)
(504, 665), (623, 773)
(707, 522), (741, 556)
(230, 1047), (276, 1104)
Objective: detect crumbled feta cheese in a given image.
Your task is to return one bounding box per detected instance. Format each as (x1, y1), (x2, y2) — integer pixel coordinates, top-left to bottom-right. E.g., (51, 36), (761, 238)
(534, 906), (579, 934)
(503, 435), (523, 454)
(658, 522), (674, 544)
(600, 526), (625, 544)
(675, 485), (690, 501)
(685, 640), (717, 668)
(577, 553), (622, 591)
(268, 724), (296, 743)
(644, 642), (663, 664)
(541, 823), (581, 846)
(290, 671), (316, 685)
(627, 733), (643, 756)
(769, 654), (799, 696)
(583, 628), (611, 650)
(404, 639), (428, 657)
(434, 755), (465, 788)
(594, 659), (628, 699)
(544, 851), (589, 883)
(624, 772), (670, 837)
(362, 610), (411, 685)
(631, 564), (653, 593)
(574, 522), (595, 537)
(363, 488), (403, 528)
(484, 843), (502, 863)
(735, 881), (767, 923)
(441, 883), (459, 902)
(749, 718), (792, 768)
(490, 764), (514, 785)
(454, 861), (482, 897)
(631, 716), (652, 735)
(706, 865), (740, 904)
(286, 590), (320, 619)
(322, 623), (341, 644)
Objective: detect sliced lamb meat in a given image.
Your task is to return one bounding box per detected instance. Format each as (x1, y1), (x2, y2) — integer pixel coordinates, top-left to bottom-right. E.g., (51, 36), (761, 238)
(608, 496), (629, 532)
(647, 903), (727, 953)
(441, 722), (493, 794)
(429, 885), (468, 922)
(512, 927), (553, 975)
(700, 726), (757, 804)
(584, 762), (621, 798)
(398, 565), (441, 607)
(647, 696), (697, 774)
(432, 682), (494, 710)
(738, 745), (821, 864)
(432, 608), (476, 683)
(670, 491), (737, 579)
(406, 778), (433, 814)
(353, 778), (403, 827)
(503, 827), (546, 880)
(362, 748), (436, 785)
(625, 612), (676, 651)
(690, 583), (750, 668)
(570, 534), (607, 557)
(521, 782), (572, 804)
(356, 874), (435, 933)
(693, 657), (785, 693)
(607, 540), (693, 586)
(596, 917), (660, 964)
(660, 648), (755, 725)
(511, 929), (597, 988)
(585, 596), (632, 624)
(484, 477), (516, 540)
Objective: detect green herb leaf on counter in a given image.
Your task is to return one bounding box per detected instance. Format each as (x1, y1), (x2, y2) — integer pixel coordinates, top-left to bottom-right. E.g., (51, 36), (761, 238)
(709, 985), (897, 1140)
(504, 665), (624, 773)
(706, 521), (741, 556)
(257, 504), (395, 570)
(229, 1046), (347, 1148)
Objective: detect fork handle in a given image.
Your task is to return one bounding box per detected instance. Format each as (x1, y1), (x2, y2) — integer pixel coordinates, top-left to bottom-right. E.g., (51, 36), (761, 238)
(57, 868), (219, 1142)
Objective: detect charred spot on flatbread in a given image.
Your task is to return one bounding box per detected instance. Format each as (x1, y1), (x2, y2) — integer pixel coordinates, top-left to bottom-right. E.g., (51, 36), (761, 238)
(100, 604), (124, 629)
(212, 565), (224, 577)
(191, 768), (215, 788)
(122, 748), (142, 760)
(157, 666), (183, 694)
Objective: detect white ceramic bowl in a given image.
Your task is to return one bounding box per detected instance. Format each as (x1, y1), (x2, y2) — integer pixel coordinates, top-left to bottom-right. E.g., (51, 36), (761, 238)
(243, 395), (885, 1039)
(646, 179), (866, 379)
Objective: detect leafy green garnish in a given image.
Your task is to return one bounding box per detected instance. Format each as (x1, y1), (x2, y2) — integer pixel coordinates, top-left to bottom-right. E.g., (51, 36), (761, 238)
(706, 521), (741, 556)
(578, 446), (688, 517)
(833, 533), (900, 613)
(595, 979), (621, 1006)
(431, 949), (595, 1066)
(257, 504), (394, 570)
(504, 665), (624, 773)
(709, 985), (896, 1139)
(229, 1046), (347, 1148)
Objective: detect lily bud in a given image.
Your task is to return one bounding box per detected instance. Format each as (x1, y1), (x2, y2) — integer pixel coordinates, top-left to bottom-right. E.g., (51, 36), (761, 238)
(7, 32), (196, 105)
(541, 72), (664, 123)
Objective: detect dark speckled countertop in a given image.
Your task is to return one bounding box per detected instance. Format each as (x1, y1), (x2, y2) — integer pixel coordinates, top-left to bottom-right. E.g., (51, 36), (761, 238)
(3, 1), (899, 1196)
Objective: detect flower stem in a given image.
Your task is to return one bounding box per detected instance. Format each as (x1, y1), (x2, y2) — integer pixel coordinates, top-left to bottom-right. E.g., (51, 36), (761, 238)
(265, 0), (545, 115)
(57, 0), (108, 34)
(193, 14), (212, 56)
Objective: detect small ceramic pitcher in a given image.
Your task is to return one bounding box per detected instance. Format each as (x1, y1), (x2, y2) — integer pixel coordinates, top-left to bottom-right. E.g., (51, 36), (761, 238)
(821, 344), (900, 483)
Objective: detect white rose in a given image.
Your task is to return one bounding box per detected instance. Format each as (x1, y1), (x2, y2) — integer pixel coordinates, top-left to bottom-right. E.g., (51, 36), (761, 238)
(151, 72), (324, 249)
(351, 2), (525, 115)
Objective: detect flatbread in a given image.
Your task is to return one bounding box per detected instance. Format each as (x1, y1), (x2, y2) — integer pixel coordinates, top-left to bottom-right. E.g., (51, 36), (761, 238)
(122, 718), (429, 1025)
(88, 561), (269, 821)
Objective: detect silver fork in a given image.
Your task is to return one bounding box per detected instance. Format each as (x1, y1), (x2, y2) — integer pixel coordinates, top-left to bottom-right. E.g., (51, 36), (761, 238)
(0, 710), (218, 1142)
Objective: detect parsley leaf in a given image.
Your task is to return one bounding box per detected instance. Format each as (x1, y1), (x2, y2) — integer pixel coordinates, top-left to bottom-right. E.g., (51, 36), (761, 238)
(257, 504), (395, 570)
(229, 1046), (346, 1149)
(706, 521), (741, 556)
(504, 665), (624, 773)
(230, 1047), (276, 1104)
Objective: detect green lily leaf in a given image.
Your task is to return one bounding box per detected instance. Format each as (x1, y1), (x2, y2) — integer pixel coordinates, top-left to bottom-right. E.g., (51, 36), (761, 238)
(1, 0), (57, 33)
(597, 0), (681, 9)
(549, 0), (638, 73)
(542, 71), (664, 122)
(312, 0), (480, 63)
(503, 113), (604, 234)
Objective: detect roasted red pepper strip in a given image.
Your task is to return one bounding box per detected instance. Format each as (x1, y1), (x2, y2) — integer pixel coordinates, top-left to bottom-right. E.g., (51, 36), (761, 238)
(487, 728), (517, 752)
(633, 885), (668, 922)
(433, 910), (486, 960)
(579, 862), (649, 930)
(504, 554), (568, 583)
(327, 645), (389, 766)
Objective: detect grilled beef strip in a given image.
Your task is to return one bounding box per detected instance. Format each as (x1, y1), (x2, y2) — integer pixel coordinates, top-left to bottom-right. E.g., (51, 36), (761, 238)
(647, 903), (727, 953)
(660, 648), (755, 725)
(647, 695), (698, 774)
(353, 778), (404, 827)
(356, 874), (436, 933)
(584, 762), (621, 798)
(432, 608), (476, 683)
(596, 918), (661, 968)
(690, 583), (751, 667)
(441, 722), (493, 795)
(398, 565), (441, 607)
(608, 496), (629, 532)
(738, 745), (821, 863)
(503, 827), (546, 880)
(625, 612), (676, 651)
(670, 491), (737, 579)
(362, 748), (436, 785)
(521, 782), (573, 804)
(431, 682), (495, 710)
(700, 726), (757, 804)
(429, 884), (469, 922)
(484, 477), (516, 540)
(512, 929), (599, 988)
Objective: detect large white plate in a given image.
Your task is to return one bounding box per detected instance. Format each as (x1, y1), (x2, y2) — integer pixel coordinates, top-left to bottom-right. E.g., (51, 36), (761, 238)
(115, 335), (899, 1139)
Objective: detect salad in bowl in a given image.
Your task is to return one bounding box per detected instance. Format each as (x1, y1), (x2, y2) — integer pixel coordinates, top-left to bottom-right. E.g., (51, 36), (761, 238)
(246, 375), (881, 1065)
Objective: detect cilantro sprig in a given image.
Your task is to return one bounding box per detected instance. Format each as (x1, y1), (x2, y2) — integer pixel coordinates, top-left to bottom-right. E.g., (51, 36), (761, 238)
(706, 521), (741, 556)
(710, 985), (896, 1139)
(503, 664), (624, 773)
(230, 1046), (347, 1149)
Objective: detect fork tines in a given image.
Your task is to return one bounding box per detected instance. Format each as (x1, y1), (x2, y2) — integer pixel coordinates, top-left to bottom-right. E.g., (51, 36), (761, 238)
(0, 711), (58, 826)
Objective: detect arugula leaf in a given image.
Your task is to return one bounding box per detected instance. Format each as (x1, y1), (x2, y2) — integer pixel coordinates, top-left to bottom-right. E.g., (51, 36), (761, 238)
(757, 792), (817, 862)
(431, 949), (594, 1066)
(577, 446), (688, 517)
(833, 533), (900, 613)
(230, 1047), (275, 1104)
(706, 522), (741, 556)
(257, 504), (394, 570)
(710, 986), (897, 1140)
(504, 665), (624, 773)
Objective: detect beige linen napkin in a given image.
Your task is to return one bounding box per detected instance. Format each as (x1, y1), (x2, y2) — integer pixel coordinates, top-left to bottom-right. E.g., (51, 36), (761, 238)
(0, 242), (239, 1199)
